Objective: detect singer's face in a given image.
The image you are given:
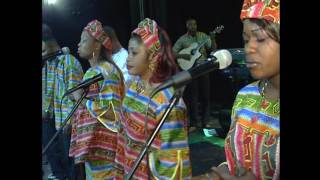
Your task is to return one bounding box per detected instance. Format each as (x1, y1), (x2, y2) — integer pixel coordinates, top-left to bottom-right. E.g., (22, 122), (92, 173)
(242, 19), (280, 80)
(127, 38), (150, 76)
(78, 31), (96, 59)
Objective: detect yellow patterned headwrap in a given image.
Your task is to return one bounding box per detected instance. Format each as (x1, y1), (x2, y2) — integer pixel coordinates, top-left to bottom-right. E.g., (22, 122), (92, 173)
(240, 0), (280, 24)
(132, 18), (161, 55)
(84, 19), (112, 50)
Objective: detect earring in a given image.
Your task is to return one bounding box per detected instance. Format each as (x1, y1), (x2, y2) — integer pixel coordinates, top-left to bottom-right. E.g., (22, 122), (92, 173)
(92, 51), (95, 59)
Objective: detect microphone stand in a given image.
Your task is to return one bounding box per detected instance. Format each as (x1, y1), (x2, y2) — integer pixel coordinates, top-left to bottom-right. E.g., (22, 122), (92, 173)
(125, 86), (185, 180)
(42, 89), (88, 155)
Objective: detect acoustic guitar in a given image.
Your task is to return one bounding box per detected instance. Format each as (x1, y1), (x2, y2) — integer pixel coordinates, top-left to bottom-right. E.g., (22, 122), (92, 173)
(177, 25), (224, 70)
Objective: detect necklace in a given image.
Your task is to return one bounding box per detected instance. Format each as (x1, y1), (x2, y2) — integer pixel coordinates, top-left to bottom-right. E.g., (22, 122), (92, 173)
(260, 80), (280, 102)
(136, 79), (146, 94)
(261, 80), (268, 98)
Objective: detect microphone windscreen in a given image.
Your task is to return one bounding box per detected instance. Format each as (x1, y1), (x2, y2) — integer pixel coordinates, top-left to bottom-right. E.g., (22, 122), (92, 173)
(62, 47), (70, 54)
(213, 49), (232, 69)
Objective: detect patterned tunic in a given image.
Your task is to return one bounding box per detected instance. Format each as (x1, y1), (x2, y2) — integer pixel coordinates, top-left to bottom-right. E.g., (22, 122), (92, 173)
(42, 53), (83, 129)
(115, 77), (192, 180)
(225, 81), (280, 180)
(69, 61), (124, 179)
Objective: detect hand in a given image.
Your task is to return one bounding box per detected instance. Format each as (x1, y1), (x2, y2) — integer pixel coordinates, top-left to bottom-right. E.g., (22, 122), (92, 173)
(80, 99), (87, 108)
(192, 165), (229, 180)
(180, 54), (191, 60)
(209, 32), (217, 39)
(211, 166), (256, 180)
(191, 174), (212, 180)
(71, 89), (84, 102)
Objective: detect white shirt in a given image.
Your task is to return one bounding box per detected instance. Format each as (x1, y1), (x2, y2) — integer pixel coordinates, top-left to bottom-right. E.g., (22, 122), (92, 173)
(112, 48), (131, 84)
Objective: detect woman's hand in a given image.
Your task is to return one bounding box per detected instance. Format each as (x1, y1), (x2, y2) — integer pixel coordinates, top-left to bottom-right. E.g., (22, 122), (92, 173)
(211, 166), (256, 180)
(70, 89), (88, 108)
(71, 89), (84, 102)
(191, 165), (256, 180)
(191, 174), (212, 180)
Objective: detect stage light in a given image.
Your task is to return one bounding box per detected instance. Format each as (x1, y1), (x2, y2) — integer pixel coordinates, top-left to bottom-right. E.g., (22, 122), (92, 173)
(48, 0), (57, 5)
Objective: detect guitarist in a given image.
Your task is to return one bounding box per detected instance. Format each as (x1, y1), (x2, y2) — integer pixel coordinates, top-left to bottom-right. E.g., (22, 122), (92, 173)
(173, 18), (217, 132)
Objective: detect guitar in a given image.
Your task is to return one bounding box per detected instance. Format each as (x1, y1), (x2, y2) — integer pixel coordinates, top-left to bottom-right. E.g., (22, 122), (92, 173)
(177, 25), (224, 70)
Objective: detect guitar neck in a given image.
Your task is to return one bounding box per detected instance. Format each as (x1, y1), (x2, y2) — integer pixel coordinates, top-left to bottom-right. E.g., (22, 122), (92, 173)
(195, 28), (221, 50)
(209, 31), (218, 36)
(196, 37), (209, 50)
(209, 25), (223, 36)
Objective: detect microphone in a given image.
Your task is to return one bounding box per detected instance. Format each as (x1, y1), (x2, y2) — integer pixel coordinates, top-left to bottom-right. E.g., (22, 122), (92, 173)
(42, 50), (64, 67)
(63, 73), (104, 97)
(150, 49), (232, 97)
(42, 50), (64, 61)
(62, 47), (70, 54)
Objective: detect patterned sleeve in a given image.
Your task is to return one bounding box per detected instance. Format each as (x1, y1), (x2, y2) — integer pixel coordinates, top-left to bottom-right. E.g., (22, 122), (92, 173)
(148, 95), (191, 179)
(229, 91), (243, 130)
(55, 55), (83, 127)
(85, 65), (123, 132)
(42, 66), (51, 114)
(63, 54), (84, 90)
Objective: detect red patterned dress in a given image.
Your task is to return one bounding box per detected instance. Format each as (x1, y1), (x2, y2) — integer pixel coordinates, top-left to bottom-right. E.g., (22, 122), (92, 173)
(225, 81), (280, 180)
(69, 62), (124, 179)
(114, 77), (192, 179)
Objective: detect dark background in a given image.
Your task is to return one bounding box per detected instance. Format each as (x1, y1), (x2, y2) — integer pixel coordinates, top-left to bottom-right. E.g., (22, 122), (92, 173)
(43, 0), (247, 108)
(43, 0), (244, 71)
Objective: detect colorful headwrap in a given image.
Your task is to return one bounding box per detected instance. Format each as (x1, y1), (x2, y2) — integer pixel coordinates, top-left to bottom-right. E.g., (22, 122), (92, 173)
(240, 0), (280, 24)
(84, 19), (112, 50)
(132, 18), (161, 56)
